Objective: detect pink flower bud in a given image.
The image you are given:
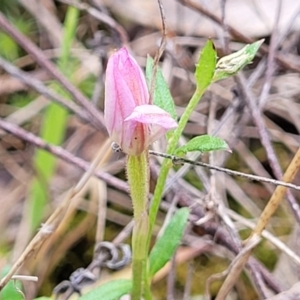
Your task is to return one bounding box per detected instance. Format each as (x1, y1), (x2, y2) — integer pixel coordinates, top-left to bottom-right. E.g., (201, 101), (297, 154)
(104, 47), (177, 155)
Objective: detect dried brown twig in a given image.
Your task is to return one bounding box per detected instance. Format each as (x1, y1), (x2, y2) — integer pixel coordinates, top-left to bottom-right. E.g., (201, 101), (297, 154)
(149, 0), (167, 101)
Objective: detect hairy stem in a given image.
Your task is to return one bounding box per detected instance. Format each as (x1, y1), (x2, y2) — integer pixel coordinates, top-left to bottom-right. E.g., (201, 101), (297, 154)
(127, 153), (150, 299)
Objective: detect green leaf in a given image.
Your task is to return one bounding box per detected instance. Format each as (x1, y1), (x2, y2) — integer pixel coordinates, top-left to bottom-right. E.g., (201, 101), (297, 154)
(79, 279), (132, 300)
(148, 208), (189, 278)
(34, 297), (52, 300)
(146, 56), (177, 120)
(213, 39), (264, 81)
(195, 40), (217, 91)
(174, 135), (230, 155)
(0, 266), (23, 300)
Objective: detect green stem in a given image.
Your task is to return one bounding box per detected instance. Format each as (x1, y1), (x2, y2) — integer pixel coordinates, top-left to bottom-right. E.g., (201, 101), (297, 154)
(148, 86), (205, 245)
(127, 153), (150, 300)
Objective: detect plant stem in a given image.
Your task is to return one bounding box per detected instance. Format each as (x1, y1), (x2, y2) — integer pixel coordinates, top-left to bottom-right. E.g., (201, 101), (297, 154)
(127, 153), (150, 299)
(148, 86), (205, 246)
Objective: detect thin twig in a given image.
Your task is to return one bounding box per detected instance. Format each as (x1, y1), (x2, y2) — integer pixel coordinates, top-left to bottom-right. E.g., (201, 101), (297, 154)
(258, 0), (282, 108)
(207, 234), (261, 300)
(183, 261), (193, 300)
(149, 0), (167, 101)
(0, 12), (105, 130)
(11, 275), (38, 282)
(149, 150), (300, 192)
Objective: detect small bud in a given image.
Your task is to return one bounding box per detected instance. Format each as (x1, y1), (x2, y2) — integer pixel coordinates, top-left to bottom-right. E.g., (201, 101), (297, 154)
(104, 47), (177, 155)
(213, 39), (264, 82)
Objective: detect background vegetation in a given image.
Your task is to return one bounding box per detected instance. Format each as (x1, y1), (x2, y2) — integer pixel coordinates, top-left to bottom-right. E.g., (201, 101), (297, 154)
(1, 0), (300, 299)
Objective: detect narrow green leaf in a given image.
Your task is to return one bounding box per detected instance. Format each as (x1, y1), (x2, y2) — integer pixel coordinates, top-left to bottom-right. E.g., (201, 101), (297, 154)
(34, 298), (52, 300)
(148, 208), (189, 278)
(213, 39), (264, 81)
(79, 279), (132, 300)
(146, 56), (177, 120)
(174, 135), (230, 155)
(195, 40), (217, 91)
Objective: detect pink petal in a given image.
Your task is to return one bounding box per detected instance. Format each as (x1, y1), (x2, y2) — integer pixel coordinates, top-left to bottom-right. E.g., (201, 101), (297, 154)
(117, 48), (149, 106)
(125, 105), (178, 130)
(104, 47), (150, 149)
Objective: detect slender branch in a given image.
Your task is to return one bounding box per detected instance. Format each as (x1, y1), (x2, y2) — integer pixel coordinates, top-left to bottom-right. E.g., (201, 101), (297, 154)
(0, 12), (105, 130)
(258, 0), (281, 108)
(149, 0), (167, 100)
(149, 150), (300, 192)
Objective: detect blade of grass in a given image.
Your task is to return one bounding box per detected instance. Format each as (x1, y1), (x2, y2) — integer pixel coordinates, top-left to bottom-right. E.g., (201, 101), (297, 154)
(28, 6), (79, 230)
